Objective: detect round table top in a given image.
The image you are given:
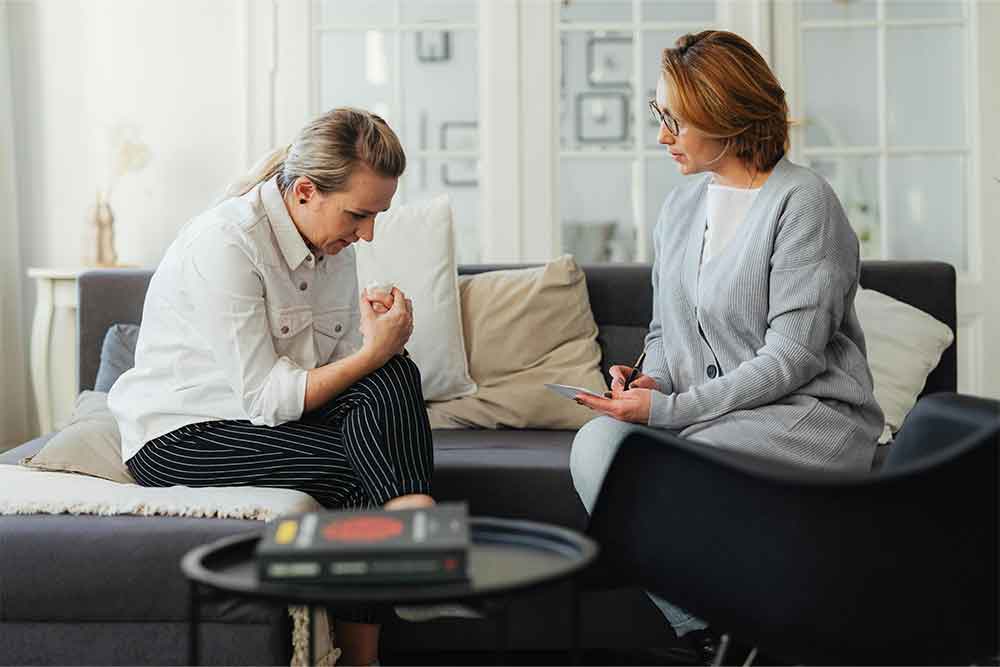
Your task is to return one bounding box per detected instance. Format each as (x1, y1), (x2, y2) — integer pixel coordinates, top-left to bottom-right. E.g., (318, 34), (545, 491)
(181, 516), (599, 605)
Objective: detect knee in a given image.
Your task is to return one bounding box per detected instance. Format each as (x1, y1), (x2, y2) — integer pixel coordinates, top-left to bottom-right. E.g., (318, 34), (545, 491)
(570, 416), (629, 514)
(382, 354), (423, 393)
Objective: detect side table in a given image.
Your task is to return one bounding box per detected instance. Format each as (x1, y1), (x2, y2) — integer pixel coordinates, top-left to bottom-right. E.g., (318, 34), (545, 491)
(27, 268), (84, 433)
(181, 516), (599, 665)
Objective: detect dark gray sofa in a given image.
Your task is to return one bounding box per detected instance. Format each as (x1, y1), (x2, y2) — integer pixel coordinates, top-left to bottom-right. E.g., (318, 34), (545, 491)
(0, 261), (957, 665)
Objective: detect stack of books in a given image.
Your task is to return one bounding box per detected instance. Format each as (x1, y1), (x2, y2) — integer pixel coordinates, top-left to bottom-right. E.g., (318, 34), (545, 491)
(256, 502), (469, 584)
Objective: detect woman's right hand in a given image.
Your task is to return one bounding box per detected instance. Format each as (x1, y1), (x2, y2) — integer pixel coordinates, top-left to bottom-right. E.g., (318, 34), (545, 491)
(608, 364), (659, 396)
(360, 287), (413, 367)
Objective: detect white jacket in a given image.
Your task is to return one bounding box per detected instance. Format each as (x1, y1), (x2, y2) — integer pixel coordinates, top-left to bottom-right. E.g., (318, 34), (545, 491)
(109, 176), (363, 462)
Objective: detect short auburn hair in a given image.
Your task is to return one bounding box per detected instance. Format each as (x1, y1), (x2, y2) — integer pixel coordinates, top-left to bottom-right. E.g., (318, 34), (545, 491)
(661, 31), (790, 173)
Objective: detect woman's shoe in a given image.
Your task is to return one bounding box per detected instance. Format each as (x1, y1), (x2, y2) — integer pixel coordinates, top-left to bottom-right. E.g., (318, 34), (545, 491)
(683, 628), (776, 666)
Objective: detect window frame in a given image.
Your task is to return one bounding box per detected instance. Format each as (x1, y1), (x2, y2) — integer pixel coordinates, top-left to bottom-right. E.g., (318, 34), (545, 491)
(772, 0), (978, 276)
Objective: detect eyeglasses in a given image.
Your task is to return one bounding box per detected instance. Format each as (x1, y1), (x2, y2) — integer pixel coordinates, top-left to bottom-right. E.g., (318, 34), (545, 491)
(648, 98), (680, 136)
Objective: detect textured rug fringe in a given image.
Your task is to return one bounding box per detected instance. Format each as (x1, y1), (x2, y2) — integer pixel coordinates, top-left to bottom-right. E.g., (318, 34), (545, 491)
(290, 606), (340, 666)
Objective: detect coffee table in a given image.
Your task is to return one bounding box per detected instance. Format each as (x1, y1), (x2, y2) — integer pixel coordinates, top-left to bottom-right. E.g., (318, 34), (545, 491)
(181, 516), (598, 665)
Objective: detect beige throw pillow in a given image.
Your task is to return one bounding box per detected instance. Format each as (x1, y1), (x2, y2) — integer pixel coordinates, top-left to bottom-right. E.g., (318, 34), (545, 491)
(855, 287), (955, 443)
(428, 255), (608, 429)
(20, 391), (134, 483)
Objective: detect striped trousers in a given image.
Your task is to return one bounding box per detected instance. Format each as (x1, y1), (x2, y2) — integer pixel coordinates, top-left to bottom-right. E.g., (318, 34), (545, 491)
(126, 354), (433, 623)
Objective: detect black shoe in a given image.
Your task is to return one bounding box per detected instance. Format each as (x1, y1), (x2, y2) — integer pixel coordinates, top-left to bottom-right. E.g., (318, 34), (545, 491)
(684, 628), (723, 665)
(683, 628), (781, 666)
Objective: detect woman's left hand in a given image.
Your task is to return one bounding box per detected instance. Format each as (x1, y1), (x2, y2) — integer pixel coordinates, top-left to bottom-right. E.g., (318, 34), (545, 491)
(574, 388), (652, 424)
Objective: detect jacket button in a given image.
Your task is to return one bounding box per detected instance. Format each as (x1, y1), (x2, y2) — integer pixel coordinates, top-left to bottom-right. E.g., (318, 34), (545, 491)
(280, 325), (289, 335)
(317, 255), (324, 262)
(707, 364), (718, 378)
(334, 323), (343, 333)
(299, 281), (308, 291)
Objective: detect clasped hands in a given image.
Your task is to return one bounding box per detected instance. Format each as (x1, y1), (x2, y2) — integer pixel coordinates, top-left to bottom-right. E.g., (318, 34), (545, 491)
(359, 286), (413, 364)
(574, 365), (656, 424)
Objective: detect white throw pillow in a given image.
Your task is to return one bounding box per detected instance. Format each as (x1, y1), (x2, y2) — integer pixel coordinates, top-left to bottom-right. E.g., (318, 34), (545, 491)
(855, 288), (955, 443)
(354, 195), (477, 401)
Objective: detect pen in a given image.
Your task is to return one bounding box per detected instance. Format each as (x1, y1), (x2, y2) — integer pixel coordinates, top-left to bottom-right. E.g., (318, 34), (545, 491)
(622, 351), (647, 391)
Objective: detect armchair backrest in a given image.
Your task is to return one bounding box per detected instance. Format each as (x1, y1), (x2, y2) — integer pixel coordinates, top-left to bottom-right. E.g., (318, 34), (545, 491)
(587, 395), (998, 664)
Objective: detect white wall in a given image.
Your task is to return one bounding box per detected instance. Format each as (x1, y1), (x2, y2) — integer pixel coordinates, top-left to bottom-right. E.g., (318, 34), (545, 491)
(10, 0), (246, 271)
(7, 0), (248, 434)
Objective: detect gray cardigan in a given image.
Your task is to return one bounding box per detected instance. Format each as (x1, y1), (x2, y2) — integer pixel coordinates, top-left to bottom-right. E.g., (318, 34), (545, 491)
(643, 156), (885, 471)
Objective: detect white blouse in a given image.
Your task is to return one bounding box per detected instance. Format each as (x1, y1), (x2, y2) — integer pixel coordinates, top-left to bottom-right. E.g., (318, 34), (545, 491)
(109, 176), (363, 462)
(703, 181), (761, 264)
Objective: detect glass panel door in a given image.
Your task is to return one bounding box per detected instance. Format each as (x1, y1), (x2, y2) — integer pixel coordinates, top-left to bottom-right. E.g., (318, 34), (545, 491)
(312, 0), (482, 262)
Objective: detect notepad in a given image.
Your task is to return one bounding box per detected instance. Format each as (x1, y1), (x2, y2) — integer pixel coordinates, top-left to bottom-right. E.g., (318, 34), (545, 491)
(544, 383), (606, 400)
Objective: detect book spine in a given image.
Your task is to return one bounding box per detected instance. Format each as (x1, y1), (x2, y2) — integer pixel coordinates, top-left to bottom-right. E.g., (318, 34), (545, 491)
(258, 550), (467, 584)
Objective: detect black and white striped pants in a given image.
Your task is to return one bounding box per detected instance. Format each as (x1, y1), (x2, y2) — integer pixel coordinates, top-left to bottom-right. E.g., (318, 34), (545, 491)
(126, 354), (433, 623)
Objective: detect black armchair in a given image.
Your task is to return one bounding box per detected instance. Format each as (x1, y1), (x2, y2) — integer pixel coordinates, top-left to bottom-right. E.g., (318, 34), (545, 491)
(585, 393), (999, 664)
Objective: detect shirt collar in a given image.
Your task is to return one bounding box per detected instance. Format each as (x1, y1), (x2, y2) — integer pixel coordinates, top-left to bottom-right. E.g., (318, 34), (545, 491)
(261, 176), (312, 271)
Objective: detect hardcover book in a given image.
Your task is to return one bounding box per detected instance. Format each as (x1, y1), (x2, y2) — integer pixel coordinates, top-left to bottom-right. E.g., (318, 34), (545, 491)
(256, 502), (469, 584)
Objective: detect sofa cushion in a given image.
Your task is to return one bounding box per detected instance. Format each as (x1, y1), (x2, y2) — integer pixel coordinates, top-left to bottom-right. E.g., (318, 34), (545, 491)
(0, 431), (587, 625)
(19, 391), (133, 483)
(354, 195), (477, 401)
(0, 620), (291, 667)
(430, 429), (588, 531)
(94, 323), (140, 392)
(428, 257), (608, 430)
(855, 287), (954, 443)
(0, 514), (275, 623)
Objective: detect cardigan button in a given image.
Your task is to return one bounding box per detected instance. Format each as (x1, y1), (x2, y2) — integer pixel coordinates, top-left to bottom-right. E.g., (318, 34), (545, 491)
(707, 364), (718, 379)
(280, 325), (289, 335)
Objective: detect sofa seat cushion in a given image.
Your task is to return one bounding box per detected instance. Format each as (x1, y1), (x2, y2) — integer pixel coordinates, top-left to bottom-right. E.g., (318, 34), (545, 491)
(0, 429), (587, 623)
(431, 429), (588, 530)
(0, 514), (280, 623)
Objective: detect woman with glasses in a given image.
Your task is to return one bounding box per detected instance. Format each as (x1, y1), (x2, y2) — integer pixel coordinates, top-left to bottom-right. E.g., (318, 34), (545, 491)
(569, 31), (885, 661)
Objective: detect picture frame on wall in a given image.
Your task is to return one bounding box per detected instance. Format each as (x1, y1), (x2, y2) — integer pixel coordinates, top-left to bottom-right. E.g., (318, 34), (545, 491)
(416, 31), (451, 62)
(586, 35), (632, 88)
(440, 121), (479, 187)
(575, 92), (629, 144)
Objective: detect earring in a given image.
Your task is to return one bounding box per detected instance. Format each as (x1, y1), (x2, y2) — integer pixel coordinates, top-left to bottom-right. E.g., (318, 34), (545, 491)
(299, 198), (306, 204)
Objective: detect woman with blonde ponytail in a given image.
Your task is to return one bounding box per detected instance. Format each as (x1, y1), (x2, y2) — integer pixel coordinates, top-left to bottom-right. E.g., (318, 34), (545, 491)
(569, 31), (885, 662)
(221, 143), (292, 200)
(109, 108), (431, 665)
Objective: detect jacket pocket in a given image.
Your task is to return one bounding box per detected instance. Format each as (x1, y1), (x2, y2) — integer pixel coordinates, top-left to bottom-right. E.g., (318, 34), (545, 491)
(267, 304), (317, 369)
(268, 305), (314, 340)
(770, 394), (822, 431)
(313, 306), (354, 363)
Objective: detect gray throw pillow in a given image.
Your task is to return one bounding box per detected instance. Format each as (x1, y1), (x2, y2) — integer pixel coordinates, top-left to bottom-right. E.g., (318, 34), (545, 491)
(94, 324), (140, 392)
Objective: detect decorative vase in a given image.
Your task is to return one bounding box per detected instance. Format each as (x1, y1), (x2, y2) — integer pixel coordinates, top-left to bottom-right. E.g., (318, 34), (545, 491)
(83, 191), (118, 267)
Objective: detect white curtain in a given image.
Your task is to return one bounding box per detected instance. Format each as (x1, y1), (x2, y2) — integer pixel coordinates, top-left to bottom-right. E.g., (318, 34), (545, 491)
(0, 2), (31, 449)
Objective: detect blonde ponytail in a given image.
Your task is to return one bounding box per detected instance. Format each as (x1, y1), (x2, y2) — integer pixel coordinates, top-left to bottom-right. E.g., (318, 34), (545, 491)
(222, 144), (290, 200)
(219, 108), (406, 204)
